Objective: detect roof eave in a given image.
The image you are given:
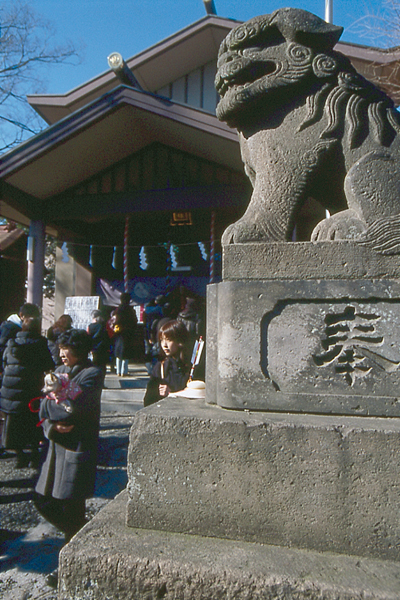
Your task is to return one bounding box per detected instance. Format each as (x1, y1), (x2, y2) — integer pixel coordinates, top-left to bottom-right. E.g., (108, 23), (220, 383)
(27, 15), (239, 125)
(1, 86), (237, 179)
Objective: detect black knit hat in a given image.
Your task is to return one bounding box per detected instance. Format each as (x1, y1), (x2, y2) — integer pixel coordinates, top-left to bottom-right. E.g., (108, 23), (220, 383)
(57, 329), (93, 356)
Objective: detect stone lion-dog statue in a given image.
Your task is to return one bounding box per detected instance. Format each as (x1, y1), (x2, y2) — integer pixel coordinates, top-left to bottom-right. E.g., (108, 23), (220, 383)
(215, 7), (400, 253)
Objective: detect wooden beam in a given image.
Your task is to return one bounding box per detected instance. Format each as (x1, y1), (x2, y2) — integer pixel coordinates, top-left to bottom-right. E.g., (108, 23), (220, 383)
(43, 184), (250, 222)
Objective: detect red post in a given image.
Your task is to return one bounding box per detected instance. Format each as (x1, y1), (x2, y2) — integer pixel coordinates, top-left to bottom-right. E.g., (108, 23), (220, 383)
(209, 210), (216, 283)
(123, 216), (129, 292)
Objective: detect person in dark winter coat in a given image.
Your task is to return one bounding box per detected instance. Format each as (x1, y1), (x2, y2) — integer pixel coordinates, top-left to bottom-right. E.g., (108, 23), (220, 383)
(0, 315), (21, 370)
(0, 315), (55, 468)
(34, 329), (103, 547)
(87, 310), (110, 374)
(113, 293), (138, 376)
(0, 303), (43, 387)
(143, 320), (191, 407)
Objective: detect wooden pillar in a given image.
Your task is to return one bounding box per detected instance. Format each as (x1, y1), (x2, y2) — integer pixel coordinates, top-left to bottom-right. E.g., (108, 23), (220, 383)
(26, 219), (45, 309)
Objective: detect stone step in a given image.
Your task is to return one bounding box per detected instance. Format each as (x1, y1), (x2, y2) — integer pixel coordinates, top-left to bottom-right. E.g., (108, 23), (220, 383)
(59, 490), (400, 600)
(104, 371), (149, 390)
(100, 397), (143, 415)
(101, 389), (144, 414)
(100, 366), (148, 414)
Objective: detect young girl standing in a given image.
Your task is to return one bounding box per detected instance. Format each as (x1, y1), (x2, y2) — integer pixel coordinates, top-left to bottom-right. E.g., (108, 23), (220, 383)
(143, 320), (191, 407)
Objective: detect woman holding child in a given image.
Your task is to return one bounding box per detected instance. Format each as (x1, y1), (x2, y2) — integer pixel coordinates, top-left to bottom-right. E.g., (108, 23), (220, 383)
(34, 329), (103, 545)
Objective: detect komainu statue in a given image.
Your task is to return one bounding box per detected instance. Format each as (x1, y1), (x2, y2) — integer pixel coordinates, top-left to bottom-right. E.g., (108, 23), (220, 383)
(215, 7), (400, 253)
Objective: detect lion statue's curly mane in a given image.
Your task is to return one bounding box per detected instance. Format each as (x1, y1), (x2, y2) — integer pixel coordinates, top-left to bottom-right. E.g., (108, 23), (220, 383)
(215, 8), (400, 253)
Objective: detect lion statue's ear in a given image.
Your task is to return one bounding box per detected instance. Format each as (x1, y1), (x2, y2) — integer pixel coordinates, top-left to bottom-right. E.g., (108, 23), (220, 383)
(312, 53), (339, 78)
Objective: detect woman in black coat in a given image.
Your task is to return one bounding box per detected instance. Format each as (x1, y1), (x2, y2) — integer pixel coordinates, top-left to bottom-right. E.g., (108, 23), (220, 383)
(34, 329), (103, 545)
(0, 303), (44, 386)
(0, 316), (55, 467)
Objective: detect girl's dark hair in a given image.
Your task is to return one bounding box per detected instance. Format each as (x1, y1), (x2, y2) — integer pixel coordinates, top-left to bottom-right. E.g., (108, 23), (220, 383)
(91, 310), (104, 322)
(158, 320), (190, 364)
(57, 329), (93, 358)
(47, 314), (73, 341)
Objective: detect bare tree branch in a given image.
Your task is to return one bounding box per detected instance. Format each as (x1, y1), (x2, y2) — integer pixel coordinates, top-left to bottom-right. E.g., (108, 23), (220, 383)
(344, 1), (400, 106)
(0, 0), (82, 152)
(345, 0), (400, 48)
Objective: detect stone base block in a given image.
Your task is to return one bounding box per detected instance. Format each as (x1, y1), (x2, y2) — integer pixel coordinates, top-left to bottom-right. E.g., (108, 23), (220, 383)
(206, 278), (400, 416)
(126, 400), (400, 562)
(222, 241), (400, 281)
(59, 490), (400, 600)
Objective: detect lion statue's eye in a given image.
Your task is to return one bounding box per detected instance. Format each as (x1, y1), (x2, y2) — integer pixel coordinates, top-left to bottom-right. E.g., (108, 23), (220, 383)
(312, 54), (338, 78)
(229, 23), (261, 49)
(287, 43), (313, 65)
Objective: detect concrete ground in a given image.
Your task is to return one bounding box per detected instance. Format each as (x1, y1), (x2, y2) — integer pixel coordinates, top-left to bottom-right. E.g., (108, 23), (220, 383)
(0, 364), (147, 600)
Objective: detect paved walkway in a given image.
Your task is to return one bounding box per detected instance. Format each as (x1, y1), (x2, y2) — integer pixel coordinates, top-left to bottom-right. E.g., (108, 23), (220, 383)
(101, 363), (149, 414)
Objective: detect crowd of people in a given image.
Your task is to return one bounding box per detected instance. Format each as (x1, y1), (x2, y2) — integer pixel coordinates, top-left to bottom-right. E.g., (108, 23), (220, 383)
(0, 289), (205, 588)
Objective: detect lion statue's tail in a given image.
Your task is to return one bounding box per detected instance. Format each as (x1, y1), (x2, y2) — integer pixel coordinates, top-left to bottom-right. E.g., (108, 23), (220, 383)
(358, 214), (400, 255)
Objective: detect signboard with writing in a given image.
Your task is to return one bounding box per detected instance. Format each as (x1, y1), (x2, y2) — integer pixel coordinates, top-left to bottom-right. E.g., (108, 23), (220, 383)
(64, 296), (101, 331)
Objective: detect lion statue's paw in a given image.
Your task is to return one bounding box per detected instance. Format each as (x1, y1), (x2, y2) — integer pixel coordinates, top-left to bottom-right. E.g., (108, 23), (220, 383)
(222, 221), (262, 245)
(311, 210), (367, 242)
(222, 217), (286, 245)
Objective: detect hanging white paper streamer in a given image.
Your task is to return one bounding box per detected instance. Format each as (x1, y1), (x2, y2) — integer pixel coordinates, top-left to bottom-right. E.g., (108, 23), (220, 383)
(139, 246), (149, 270)
(198, 242), (208, 261)
(61, 242), (70, 263)
(112, 246), (117, 269)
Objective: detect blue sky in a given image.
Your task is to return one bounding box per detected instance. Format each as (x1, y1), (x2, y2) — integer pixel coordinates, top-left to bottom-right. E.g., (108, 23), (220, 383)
(30, 0), (388, 95)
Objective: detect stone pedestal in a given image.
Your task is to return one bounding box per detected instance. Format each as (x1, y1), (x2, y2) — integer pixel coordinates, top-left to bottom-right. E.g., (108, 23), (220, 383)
(59, 397), (400, 599)
(126, 399), (400, 561)
(222, 241), (400, 281)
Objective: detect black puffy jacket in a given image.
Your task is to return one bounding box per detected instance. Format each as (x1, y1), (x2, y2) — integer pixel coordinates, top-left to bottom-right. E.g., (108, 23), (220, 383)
(0, 331), (55, 414)
(0, 319), (21, 381)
